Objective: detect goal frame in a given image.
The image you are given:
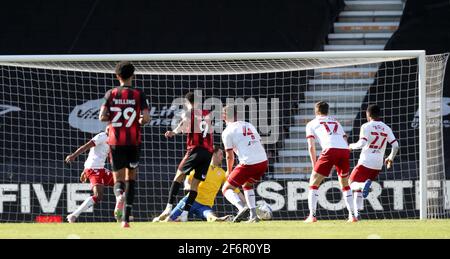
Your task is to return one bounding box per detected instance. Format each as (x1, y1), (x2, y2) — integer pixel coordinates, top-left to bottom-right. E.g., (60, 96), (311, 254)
(0, 50), (429, 219)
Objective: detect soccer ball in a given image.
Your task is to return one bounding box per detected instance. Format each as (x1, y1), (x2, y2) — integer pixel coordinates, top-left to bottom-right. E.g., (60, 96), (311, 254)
(256, 202), (273, 220)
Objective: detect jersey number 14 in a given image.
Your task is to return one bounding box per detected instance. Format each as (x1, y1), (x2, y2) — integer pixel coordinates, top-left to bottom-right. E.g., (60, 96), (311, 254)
(243, 127), (256, 140)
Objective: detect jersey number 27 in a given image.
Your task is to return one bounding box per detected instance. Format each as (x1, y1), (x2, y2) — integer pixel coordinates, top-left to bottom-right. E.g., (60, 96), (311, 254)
(369, 132), (388, 149)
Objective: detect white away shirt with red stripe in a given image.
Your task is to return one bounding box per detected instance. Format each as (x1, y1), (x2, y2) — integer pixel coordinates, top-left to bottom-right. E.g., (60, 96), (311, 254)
(357, 120), (396, 170)
(84, 132), (110, 169)
(222, 121), (267, 165)
(305, 115), (348, 150)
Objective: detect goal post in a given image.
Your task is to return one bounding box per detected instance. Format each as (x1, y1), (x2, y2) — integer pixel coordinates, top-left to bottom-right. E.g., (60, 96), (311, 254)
(418, 52), (427, 220)
(0, 51), (448, 222)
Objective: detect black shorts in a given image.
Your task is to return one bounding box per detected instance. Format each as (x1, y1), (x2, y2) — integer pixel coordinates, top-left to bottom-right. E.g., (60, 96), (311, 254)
(178, 147), (213, 181)
(110, 145), (141, 171)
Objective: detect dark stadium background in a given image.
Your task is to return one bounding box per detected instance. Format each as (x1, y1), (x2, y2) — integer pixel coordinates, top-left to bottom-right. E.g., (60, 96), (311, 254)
(0, 0), (449, 222)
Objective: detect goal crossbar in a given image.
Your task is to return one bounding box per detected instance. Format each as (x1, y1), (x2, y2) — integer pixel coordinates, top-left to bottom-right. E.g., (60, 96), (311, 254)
(0, 50), (425, 62)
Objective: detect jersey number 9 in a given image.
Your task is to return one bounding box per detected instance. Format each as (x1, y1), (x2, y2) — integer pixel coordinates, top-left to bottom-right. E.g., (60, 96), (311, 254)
(199, 120), (209, 138)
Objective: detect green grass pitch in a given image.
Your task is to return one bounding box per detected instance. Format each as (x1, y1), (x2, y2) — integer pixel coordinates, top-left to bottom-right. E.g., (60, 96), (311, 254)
(0, 220), (450, 239)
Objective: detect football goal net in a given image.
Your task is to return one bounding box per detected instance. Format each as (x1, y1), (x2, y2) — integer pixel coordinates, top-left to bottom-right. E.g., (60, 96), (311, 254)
(0, 51), (448, 222)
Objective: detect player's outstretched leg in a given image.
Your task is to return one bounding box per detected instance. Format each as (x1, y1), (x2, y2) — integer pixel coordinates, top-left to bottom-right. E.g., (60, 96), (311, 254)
(222, 187), (248, 222)
(152, 203), (174, 222)
(353, 190), (363, 220)
(232, 206), (250, 223)
(114, 195), (125, 222)
(177, 190), (197, 222)
(305, 186), (318, 223)
(305, 172), (324, 223)
(154, 174), (184, 222)
(67, 194), (99, 223)
(243, 184), (259, 223)
(66, 214), (77, 223)
(113, 181), (126, 222)
(342, 186), (357, 222)
(223, 189), (246, 210)
(176, 176), (202, 222)
(350, 179), (366, 221)
(221, 175), (252, 223)
(122, 179), (136, 227)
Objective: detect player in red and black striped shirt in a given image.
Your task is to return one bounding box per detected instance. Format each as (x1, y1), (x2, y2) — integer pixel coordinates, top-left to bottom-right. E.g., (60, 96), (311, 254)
(99, 61), (150, 228)
(153, 92), (214, 222)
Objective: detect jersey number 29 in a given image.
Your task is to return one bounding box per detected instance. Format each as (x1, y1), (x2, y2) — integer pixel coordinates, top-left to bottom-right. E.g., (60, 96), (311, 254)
(110, 107), (137, 128)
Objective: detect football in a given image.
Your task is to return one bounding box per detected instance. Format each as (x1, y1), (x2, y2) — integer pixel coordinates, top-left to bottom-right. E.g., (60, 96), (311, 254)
(256, 202), (273, 220)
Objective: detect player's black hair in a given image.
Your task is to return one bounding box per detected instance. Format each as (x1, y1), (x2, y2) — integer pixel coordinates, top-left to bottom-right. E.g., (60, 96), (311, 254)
(185, 92), (195, 105)
(115, 61), (135, 80)
(315, 101), (329, 115)
(367, 104), (381, 119)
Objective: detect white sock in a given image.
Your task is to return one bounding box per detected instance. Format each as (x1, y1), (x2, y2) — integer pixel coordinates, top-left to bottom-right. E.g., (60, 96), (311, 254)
(354, 192), (364, 217)
(343, 190), (355, 217)
(72, 196), (95, 217)
(224, 189), (245, 211)
(244, 189), (257, 219)
(308, 189), (318, 217)
(350, 182), (365, 192)
(244, 189), (256, 209)
(115, 193), (125, 204)
(165, 203), (173, 211)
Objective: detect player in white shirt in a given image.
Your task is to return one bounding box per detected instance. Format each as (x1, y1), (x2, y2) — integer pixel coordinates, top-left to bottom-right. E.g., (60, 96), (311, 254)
(305, 101), (356, 223)
(221, 105), (268, 223)
(64, 126), (114, 223)
(348, 104), (399, 219)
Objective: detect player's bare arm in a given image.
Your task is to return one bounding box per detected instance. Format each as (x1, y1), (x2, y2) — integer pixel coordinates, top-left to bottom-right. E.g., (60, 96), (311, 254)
(225, 149), (235, 175)
(139, 109), (151, 125)
(349, 138), (368, 152)
(385, 141), (399, 169)
(307, 137), (317, 168)
(65, 140), (96, 163)
(165, 130), (177, 138)
(80, 171), (87, 183)
(165, 113), (189, 138)
(99, 106), (110, 122)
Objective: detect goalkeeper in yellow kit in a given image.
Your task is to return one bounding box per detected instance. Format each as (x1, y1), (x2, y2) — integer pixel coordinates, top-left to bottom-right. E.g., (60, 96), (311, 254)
(154, 145), (245, 222)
